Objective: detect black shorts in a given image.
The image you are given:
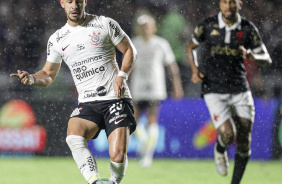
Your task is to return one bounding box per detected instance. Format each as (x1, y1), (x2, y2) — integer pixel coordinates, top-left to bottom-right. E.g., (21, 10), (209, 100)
(134, 100), (160, 111)
(69, 98), (136, 139)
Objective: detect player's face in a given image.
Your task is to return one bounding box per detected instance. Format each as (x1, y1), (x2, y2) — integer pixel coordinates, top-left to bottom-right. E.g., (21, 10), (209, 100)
(61, 0), (87, 24)
(220, 0), (241, 20)
(139, 21), (156, 38)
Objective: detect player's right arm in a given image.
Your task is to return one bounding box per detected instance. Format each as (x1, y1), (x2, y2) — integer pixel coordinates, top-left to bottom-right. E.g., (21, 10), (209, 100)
(186, 21), (206, 84)
(186, 42), (204, 84)
(10, 61), (61, 87)
(10, 31), (62, 86)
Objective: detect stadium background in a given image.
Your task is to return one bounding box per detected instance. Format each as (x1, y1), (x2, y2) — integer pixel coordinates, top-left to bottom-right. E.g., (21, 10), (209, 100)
(0, 0), (282, 183)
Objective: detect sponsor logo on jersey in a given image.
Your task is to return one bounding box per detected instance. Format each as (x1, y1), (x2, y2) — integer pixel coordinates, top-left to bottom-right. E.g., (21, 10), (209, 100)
(71, 55), (103, 68)
(75, 66), (106, 81)
(76, 44), (85, 51)
(47, 41), (53, 55)
(83, 86), (107, 98)
(96, 86), (107, 96)
(62, 44), (70, 51)
(210, 45), (240, 56)
(84, 90), (97, 98)
(86, 23), (102, 28)
(89, 32), (102, 46)
(56, 30), (71, 42)
(109, 21), (121, 37)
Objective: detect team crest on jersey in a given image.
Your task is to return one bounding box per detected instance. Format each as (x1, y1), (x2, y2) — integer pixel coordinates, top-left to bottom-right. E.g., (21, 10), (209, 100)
(236, 31), (244, 40)
(210, 29), (220, 36)
(89, 32), (102, 46)
(70, 107), (82, 117)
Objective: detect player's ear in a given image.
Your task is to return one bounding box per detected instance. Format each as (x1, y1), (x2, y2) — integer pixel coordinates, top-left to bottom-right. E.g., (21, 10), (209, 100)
(60, 0), (65, 8)
(85, 0), (87, 6)
(238, 0), (243, 10)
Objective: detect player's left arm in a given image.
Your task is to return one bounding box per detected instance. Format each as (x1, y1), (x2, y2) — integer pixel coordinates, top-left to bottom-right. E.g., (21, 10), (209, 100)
(240, 22), (272, 67)
(239, 44), (272, 67)
(114, 35), (137, 98)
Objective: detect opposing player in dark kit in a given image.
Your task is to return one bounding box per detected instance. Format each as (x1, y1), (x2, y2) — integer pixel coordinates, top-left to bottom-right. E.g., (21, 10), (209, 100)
(186, 0), (271, 183)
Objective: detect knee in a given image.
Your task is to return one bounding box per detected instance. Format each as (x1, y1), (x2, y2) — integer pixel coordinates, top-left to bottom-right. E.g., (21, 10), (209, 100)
(220, 131), (235, 146)
(66, 135), (87, 152)
(110, 148), (127, 163)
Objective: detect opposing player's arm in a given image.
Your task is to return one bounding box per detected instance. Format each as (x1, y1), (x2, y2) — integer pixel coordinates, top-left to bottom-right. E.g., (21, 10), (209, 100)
(10, 61), (61, 87)
(241, 22), (272, 67)
(186, 41), (204, 83)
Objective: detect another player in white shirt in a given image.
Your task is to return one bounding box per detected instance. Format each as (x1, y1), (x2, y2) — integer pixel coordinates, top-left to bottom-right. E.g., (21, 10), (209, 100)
(10, 0), (137, 184)
(130, 14), (183, 168)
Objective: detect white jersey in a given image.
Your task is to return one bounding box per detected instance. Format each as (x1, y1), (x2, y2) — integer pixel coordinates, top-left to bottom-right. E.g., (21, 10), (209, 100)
(130, 35), (175, 101)
(46, 14), (132, 103)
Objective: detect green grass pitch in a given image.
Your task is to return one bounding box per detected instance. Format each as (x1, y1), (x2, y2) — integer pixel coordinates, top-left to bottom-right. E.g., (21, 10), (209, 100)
(0, 157), (281, 184)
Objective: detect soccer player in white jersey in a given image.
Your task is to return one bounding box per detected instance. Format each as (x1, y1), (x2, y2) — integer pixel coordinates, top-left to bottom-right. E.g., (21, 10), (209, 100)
(130, 14), (183, 168)
(10, 0), (137, 184)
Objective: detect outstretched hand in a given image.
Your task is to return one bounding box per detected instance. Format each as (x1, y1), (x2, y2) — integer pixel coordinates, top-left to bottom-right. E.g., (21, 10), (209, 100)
(10, 70), (31, 85)
(113, 76), (125, 99)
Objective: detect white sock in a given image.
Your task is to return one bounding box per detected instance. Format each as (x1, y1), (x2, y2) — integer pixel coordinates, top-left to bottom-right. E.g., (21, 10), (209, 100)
(144, 123), (159, 160)
(110, 158), (128, 184)
(66, 135), (99, 183)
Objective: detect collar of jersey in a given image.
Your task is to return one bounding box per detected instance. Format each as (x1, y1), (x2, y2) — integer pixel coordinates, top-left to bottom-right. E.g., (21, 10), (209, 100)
(218, 12), (241, 31)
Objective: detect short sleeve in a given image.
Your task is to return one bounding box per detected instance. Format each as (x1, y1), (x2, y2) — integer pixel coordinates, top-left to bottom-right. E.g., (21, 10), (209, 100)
(161, 38), (175, 65)
(192, 20), (206, 45)
(46, 33), (62, 63)
(245, 22), (264, 53)
(103, 17), (126, 46)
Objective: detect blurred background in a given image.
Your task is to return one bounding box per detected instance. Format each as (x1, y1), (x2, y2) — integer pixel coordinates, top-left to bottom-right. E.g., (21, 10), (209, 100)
(0, 0), (281, 162)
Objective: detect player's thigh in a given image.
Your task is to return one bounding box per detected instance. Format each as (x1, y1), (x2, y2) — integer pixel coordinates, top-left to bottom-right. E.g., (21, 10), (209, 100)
(67, 117), (100, 141)
(204, 93), (231, 129)
(232, 91), (255, 124)
(108, 127), (130, 161)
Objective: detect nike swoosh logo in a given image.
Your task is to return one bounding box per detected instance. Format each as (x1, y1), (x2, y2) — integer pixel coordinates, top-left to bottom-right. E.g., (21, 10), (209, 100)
(62, 44), (70, 51)
(115, 118), (124, 125)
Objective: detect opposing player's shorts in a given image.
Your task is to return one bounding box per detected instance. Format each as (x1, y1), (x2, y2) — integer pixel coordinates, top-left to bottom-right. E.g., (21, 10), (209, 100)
(203, 91), (255, 129)
(134, 100), (160, 111)
(69, 98), (136, 139)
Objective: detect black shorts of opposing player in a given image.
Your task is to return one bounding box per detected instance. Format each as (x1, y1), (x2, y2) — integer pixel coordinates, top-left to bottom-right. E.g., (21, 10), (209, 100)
(70, 98), (136, 139)
(135, 100), (160, 111)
